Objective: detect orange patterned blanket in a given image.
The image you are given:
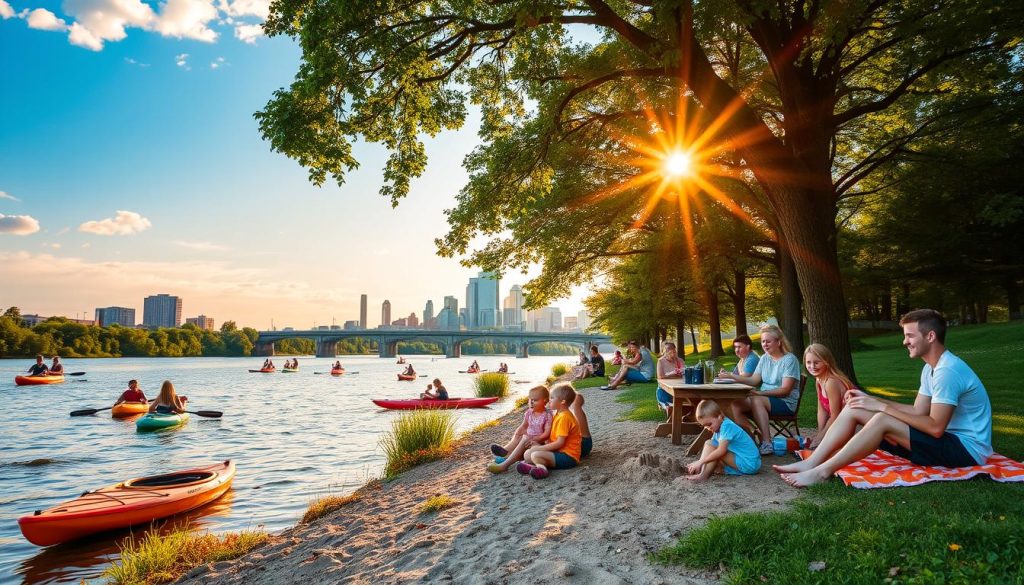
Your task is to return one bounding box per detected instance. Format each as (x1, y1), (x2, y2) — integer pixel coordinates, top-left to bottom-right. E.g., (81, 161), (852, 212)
(797, 449), (1024, 489)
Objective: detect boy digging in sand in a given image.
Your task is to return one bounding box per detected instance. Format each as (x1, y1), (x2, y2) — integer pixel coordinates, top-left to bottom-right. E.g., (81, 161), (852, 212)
(685, 400), (761, 481)
(516, 384), (582, 479)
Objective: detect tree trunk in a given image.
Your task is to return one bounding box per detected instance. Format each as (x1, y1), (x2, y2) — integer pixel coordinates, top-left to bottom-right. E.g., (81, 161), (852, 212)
(675, 317), (686, 358)
(653, 327), (662, 353)
(777, 238), (805, 359)
(703, 286), (724, 358)
(1005, 276), (1022, 320)
(690, 325), (699, 355)
(733, 269), (747, 337)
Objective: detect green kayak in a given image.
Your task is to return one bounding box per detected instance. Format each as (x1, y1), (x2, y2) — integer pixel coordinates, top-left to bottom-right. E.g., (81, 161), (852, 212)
(136, 412), (190, 431)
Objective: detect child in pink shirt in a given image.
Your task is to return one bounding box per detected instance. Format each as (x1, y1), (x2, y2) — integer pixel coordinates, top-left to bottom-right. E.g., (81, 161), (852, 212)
(487, 386), (552, 473)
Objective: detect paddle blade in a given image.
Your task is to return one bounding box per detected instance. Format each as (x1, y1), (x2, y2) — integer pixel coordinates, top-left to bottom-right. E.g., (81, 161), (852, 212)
(67, 372), (87, 376)
(193, 410), (223, 418)
(70, 408), (99, 416)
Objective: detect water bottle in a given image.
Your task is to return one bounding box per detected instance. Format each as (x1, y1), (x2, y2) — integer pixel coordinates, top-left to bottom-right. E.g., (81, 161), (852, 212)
(695, 360), (705, 383)
(772, 436), (787, 457)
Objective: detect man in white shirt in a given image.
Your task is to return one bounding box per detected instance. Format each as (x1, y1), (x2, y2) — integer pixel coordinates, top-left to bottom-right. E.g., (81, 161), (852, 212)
(775, 309), (992, 487)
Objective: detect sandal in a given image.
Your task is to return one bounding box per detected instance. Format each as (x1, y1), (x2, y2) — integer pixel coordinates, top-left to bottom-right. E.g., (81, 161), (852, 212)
(516, 462), (535, 475)
(530, 465), (550, 480)
(494, 456), (507, 464)
(486, 463), (505, 474)
(490, 444), (508, 457)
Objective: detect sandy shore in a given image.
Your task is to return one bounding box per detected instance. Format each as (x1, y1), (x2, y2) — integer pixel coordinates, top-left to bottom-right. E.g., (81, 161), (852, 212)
(179, 384), (799, 584)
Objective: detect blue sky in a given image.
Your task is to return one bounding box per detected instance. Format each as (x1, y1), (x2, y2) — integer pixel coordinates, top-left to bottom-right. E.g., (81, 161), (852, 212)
(0, 0), (589, 328)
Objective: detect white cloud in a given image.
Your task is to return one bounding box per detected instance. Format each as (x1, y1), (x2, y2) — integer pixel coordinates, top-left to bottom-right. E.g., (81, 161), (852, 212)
(68, 22), (104, 50)
(0, 214), (41, 235)
(62, 0), (156, 50)
(218, 0), (269, 19)
(124, 57), (150, 67)
(42, 242), (61, 249)
(0, 0), (15, 19)
(78, 210), (152, 235)
(174, 240), (228, 251)
(233, 22), (261, 44)
(210, 56), (225, 69)
(26, 8), (68, 31)
(0, 190), (19, 201)
(175, 52), (190, 69)
(152, 0), (218, 42)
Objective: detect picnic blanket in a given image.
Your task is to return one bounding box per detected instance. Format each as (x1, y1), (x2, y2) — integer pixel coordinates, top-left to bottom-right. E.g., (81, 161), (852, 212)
(796, 449), (1024, 489)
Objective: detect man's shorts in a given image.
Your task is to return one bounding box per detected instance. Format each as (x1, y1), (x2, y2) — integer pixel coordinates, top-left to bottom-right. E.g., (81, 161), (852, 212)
(767, 396), (794, 416)
(881, 427), (977, 467)
(625, 369), (653, 383)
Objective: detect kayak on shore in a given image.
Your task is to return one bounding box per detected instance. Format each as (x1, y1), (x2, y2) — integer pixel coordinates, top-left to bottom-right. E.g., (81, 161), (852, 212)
(18, 460), (236, 547)
(136, 412), (190, 431)
(15, 375), (65, 386)
(371, 397), (500, 410)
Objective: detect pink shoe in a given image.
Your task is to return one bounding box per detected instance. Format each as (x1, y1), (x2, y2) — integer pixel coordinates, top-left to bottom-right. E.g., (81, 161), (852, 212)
(529, 465), (549, 480)
(516, 462), (534, 475)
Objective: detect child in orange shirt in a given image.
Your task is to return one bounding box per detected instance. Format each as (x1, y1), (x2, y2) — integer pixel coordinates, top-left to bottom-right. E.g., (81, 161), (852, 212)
(517, 384), (582, 479)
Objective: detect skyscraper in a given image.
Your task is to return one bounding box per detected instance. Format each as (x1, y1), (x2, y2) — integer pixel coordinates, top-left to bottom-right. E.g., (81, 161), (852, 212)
(465, 271), (500, 328)
(143, 294), (182, 328)
(577, 310), (591, 332)
(185, 315), (215, 331)
(503, 284), (524, 329)
(527, 306), (562, 332)
(381, 300), (391, 328)
(360, 294), (368, 329)
(423, 300), (434, 325)
(95, 306), (135, 327)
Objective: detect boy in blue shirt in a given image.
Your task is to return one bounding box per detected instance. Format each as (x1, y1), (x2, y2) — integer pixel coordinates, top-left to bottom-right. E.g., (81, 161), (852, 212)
(685, 400), (761, 481)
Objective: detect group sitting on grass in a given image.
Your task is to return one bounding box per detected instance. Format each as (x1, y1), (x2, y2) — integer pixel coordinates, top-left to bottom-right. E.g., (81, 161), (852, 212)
(486, 383), (591, 479)
(571, 345), (606, 381)
(601, 340), (655, 390)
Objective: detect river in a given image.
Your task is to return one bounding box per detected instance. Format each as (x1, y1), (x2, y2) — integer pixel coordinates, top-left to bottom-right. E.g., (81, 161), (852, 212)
(0, 354), (570, 584)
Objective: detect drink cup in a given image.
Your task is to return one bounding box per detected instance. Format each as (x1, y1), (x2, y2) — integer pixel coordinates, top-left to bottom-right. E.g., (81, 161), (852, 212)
(772, 436), (787, 457)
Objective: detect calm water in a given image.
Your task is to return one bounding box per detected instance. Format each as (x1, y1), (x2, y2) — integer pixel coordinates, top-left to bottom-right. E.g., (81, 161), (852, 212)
(0, 354), (566, 584)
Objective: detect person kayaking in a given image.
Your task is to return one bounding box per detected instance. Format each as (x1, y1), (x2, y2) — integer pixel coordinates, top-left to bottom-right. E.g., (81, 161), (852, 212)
(114, 379), (148, 406)
(497, 362), (508, 373)
(48, 356), (64, 375)
(467, 360), (480, 373)
(333, 360), (343, 370)
(397, 356), (406, 364)
(403, 363), (416, 376)
(149, 381), (186, 414)
(27, 355), (49, 377)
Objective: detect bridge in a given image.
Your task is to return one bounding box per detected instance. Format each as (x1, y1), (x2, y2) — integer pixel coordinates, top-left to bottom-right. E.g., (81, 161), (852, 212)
(254, 329), (612, 358)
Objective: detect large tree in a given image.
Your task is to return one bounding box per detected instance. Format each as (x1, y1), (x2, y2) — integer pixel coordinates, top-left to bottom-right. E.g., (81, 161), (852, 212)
(259, 0), (1019, 375)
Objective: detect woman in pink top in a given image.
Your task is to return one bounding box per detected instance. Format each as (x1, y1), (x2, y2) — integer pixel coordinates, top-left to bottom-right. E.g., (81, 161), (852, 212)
(803, 344), (855, 449)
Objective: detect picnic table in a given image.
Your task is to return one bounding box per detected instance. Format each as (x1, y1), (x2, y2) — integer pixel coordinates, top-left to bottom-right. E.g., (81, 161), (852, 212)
(655, 379), (755, 455)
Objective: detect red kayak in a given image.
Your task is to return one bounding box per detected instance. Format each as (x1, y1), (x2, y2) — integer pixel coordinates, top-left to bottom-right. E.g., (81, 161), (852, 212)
(371, 397), (500, 410)
(397, 373), (417, 381)
(248, 368), (275, 373)
(330, 368), (345, 375)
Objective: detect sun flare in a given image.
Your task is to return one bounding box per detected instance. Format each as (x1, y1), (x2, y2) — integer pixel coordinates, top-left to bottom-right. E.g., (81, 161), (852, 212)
(663, 151), (692, 178)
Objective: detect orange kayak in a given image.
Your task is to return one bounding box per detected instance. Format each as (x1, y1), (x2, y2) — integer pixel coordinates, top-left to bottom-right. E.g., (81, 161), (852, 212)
(18, 460), (235, 547)
(330, 368), (345, 375)
(15, 375), (65, 386)
(397, 373), (416, 381)
(111, 402), (149, 418)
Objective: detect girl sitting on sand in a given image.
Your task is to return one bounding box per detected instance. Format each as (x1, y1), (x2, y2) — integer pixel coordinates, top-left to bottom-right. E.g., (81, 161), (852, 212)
(803, 343), (854, 449)
(488, 386), (552, 473)
(516, 384), (582, 479)
(685, 400), (760, 481)
(149, 380), (187, 414)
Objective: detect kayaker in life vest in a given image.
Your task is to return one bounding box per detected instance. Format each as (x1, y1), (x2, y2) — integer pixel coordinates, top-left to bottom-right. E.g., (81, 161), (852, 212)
(115, 380), (148, 406)
(49, 356), (64, 375)
(27, 355), (49, 377)
(149, 381), (186, 414)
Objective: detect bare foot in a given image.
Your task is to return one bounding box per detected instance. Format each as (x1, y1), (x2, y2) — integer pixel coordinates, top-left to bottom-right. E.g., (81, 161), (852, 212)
(772, 460), (813, 474)
(781, 468), (831, 487)
(683, 473), (706, 482)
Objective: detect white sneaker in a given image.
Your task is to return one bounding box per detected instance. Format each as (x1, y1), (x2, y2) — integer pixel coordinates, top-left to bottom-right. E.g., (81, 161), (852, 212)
(759, 441), (774, 455)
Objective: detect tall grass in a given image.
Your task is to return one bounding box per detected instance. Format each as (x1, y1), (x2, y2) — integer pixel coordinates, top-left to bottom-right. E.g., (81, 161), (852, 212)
(420, 494), (457, 514)
(379, 410), (457, 478)
(103, 526), (268, 585)
(474, 372), (510, 397)
(551, 363), (570, 377)
(302, 493), (361, 524)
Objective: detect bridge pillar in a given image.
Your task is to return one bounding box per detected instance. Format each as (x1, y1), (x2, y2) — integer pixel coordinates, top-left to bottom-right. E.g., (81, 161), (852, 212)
(445, 339), (462, 358)
(316, 339), (337, 358)
(516, 342), (529, 359)
(254, 341), (275, 356)
(379, 340), (398, 358)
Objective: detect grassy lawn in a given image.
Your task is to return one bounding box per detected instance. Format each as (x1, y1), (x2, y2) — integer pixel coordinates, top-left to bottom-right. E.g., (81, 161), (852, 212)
(606, 321), (1024, 584)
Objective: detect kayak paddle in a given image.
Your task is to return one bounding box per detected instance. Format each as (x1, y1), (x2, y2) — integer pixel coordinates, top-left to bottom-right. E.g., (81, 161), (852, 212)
(67, 372), (87, 376)
(186, 410), (223, 418)
(70, 406), (112, 416)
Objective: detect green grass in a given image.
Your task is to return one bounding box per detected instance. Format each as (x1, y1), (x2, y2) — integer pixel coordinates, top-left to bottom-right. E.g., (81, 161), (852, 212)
(514, 396), (529, 409)
(302, 493), (361, 524)
(551, 362), (571, 377)
(379, 410), (457, 479)
(102, 526), (268, 585)
(655, 320), (1024, 584)
(474, 372), (510, 397)
(419, 494), (457, 514)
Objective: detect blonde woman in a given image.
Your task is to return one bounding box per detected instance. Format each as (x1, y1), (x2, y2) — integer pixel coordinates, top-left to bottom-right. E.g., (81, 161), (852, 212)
(804, 344), (855, 449)
(718, 324), (801, 455)
(149, 380), (187, 414)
